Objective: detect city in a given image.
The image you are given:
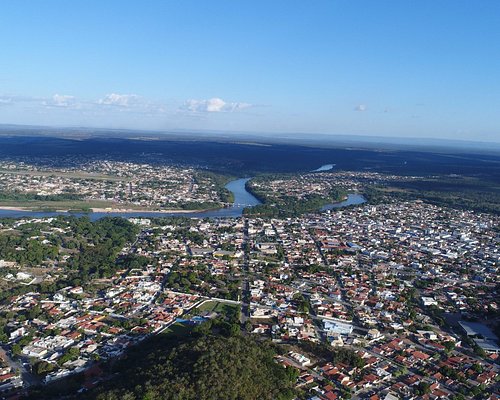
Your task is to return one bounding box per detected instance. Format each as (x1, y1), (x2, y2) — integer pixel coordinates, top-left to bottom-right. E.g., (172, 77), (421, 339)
(0, 160), (231, 212)
(0, 167), (498, 399)
(2, 1), (500, 398)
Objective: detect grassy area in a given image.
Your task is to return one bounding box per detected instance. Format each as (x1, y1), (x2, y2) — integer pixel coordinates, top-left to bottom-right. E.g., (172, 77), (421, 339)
(196, 300), (240, 315)
(0, 168), (128, 181)
(0, 200), (124, 211)
(161, 322), (192, 337)
(162, 302), (240, 338)
(0, 199), (159, 212)
(214, 302), (239, 314)
(196, 300), (219, 313)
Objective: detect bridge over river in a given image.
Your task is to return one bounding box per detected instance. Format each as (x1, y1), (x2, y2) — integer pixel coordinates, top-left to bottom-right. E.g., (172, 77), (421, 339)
(0, 177), (365, 220)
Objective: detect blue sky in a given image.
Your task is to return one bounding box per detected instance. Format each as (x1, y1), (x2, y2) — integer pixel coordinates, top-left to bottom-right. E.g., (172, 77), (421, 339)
(1, 1), (499, 141)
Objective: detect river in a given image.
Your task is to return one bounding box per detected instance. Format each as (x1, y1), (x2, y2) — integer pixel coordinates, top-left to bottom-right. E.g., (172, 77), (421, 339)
(0, 178), (261, 221)
(312, 164), (336, 171)
(0, 176), (366, 220)
(320, 193), (367, 211)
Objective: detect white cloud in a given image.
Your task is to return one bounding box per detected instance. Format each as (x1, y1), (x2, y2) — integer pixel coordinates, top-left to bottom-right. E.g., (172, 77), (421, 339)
(354, 104), (367, 112)
(42, 94), (78, 108)
(0, 96), (13, 106)
(97, 93), (141, 107)
(53, 94), (75, 107)
(96, 93), (167, 114)
(0, 92), (194, 119)
(182, 97), (251, 113)
(0, 94), (42, 105)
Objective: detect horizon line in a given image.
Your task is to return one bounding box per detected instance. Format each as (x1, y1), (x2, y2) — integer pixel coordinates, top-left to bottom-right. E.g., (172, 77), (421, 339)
(0, 122), (499, 147)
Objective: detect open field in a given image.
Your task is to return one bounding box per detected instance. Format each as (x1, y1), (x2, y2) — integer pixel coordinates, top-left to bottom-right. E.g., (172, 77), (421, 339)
(196, 300), (240, 315)
(0, 200), (134, 212)
(0, 168), (127, 182)
(160, 322), (192, 337)
(0, 201), (214, 213)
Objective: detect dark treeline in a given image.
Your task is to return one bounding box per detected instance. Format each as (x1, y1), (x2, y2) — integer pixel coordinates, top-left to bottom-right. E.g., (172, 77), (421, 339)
(0, 191), (83, 202)
(363, 176), (500, 215)
(243, 177), (347, 217)
(87, 335), (295, 400)
(1, 136), (500, 178)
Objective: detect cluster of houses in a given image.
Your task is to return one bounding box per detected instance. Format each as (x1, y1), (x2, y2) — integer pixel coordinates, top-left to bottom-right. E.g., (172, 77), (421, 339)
(0, 193), (498, 398)
(2, 287), (200, 388)
(241, 202), (499, 398)
(247, 171), (425, 203)
(274, 332), (499, 399)
(0, 160), (224, 209)
(0, 360), (22, 395)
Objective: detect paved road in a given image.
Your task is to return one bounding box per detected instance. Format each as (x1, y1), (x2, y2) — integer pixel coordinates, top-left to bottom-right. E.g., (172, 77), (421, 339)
(240, 219), (251, 325)
(0, 346), (40, 388)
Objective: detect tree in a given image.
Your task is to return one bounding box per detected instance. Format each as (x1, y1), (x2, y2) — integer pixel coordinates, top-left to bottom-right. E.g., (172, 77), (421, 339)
(443, 340), (455, 353)
(229, 323), (240, 337)
(474, 345), (486, 358)
(416, 382), (431, 395)
(244, 321), (253, 332)
(12, 343), (21, 356)
(33, 360), (56, 376)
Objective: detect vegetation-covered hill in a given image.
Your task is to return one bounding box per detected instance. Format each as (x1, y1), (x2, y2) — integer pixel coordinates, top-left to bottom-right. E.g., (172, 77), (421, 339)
(86, 334), (296, 400)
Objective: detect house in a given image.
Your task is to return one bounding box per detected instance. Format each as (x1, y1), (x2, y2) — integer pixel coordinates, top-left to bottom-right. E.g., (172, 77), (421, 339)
(289, 351), (311, 367)
(22, 345), (48, 358)
(323, 320), (353, 336)
(421, 297), (438, 307)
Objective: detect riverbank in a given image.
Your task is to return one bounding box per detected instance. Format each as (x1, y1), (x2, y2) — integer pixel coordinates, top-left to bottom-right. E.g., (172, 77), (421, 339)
(320, 193), (367, 211)
(0, 177), (262, 220)
(0, 206), (31, 211)
(89, 207), (215, 214)
(0, 205), (216, 214)
(0, 179), (366, 220)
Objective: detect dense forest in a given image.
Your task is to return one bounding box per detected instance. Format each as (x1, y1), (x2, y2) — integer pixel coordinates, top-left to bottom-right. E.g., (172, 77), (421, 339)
(1, 135), (499, 178)
(65, 217), (139, 281)
(83, 334), (296, 400)
(0, 216), (139, 302)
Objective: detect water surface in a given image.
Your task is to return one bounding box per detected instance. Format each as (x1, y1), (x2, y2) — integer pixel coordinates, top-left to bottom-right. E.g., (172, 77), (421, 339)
(0, 178), (261, 220)
(313, 164), (336, 172)
(0, 178), (366, 220)
(320, 194), (367, 211)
